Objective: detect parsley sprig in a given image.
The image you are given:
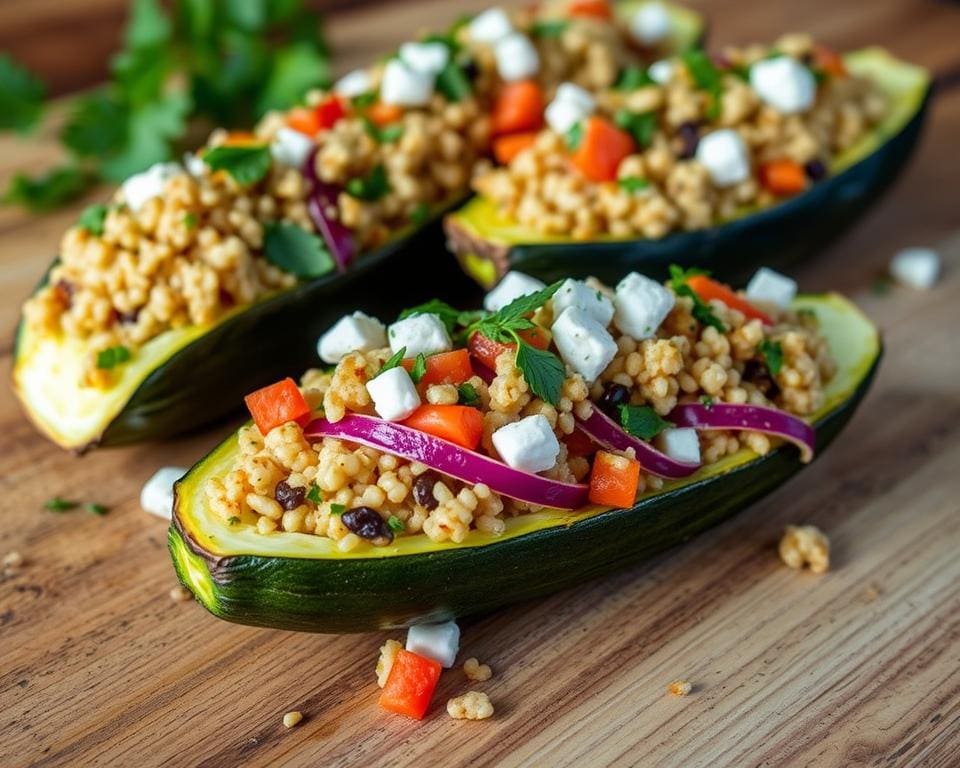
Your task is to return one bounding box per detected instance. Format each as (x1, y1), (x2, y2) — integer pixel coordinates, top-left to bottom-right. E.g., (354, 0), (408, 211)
(619, 405), (674, 440)
(759, 339), (784, 376)
(669, 265), (726, 332)
(681, 49), (723, 121)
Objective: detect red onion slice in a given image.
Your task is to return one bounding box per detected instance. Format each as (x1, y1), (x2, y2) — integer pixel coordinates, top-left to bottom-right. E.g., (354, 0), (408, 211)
(574, 405), (700, 479)
(669, 402), (815, 463)
(303, 149), (355, 272)
(304, 414), (589, 509)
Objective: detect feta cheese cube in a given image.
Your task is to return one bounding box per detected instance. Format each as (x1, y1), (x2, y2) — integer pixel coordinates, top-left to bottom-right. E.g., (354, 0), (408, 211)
(388, 314), (452, 358)
(552, 307), (618, 383)
(366, 366), (421, 421)
(554, 82), (596, 114)
(630, 2), (672, 45)
(613, 271), (675, 340)
(695, 129), (751, 187)
(552, 279), (615, 327)
(890, 247), (941, 290)
(656, 428), (701, 464)
(745, 267), (798, 309)
(492, 414), (561, 474)
(468, 7), (514, 43)
(484, 271), (547, 312)
(380, 59), (434, 107)
(545, 98), (590, 135)
(121, 162), (183, 212)
(334, 68), (373, 98)
(317, 311), (388, 364)
(140, 466), (187, 520)
(183, 151), (206, 177)
(749, 56), (816, 115)
(399, 41), (451, 75)
(406, 621), (460, 668)
(495, 33), (540, 82)
(648, 58), (676, 85)
(270, 126), (315, 168)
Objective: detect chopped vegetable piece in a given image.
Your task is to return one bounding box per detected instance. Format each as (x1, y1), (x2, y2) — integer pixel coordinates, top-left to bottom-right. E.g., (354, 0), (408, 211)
(402, 349), (473, 387)
(589, 451), (641, 508)
(564, 427), (597, 458)
(366, 101), (404, 127)
(568, 0), (612, 19)
(686, 274), (772, 324)
(491, 80), (544, 136)
(379, 649), (442, 720)
(286, 106), (321, 136)
(813, 44), (847, 78)
(467, 327), (551, 373)
(244, 378), (311, 435)
(759, 160), (807, 196)
(302, 149), (356, 272)
(315, 95), (347, 129)
(402, 405), (484, 450)
(493, 131), (538, 164)
(570, 116), (635, 182)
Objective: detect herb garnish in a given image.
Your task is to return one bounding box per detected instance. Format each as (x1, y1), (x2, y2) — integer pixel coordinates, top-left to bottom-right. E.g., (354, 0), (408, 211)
(351, 91), (378, 109)
(329, 503), (345, 516)
(614, 110), (657, 148)
(410, 202), (431, 226)
(436, 61), (472, 102)
(263, 221), (334, 278)
(0, 54), (45, 133)
(565, 121), (584, 150)
(615, 66), (655, 91)
(85, 503), (109, 516)
(409, 354), (428, 384)
(227, 516), (241, 525)
(458, 382), (481, 407)
(346, 164), (390, 200)
(398, 299), (465, 335)
(78, 204), (109, 236)
(619, 405), (674, 440)
(531, 19), (570, 38)
(681, 49), (723, 120)
(202, 144), (271, 185)
(183, 212), (198, 229)
(306, 484), (323, 504)
(387, 515), (405, 533)
(700, 395), (714, 407)
(96, 345), (132, 370)
(618, 176), (650, 194)
(378, 347), (407, 375)
(759, 339), (784, 376)
(362, 117), (404, 144)
(45, 497), (79, 512)
(669, 264), (726, 332)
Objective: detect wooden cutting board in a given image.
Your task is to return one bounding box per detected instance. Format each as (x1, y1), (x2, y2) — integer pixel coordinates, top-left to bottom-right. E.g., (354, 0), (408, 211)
(2, 1), (959, 766)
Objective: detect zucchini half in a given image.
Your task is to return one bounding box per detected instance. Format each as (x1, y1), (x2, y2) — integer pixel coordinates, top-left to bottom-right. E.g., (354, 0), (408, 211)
(170, 293), (879, 633)
(445, 48), (931, 289)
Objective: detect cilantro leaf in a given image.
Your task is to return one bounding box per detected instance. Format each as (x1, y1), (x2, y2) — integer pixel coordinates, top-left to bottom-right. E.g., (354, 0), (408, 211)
(263, 221), (334, 279)
(351, 91), (377, 109)
(346, 164), (390, 201)
(227, 515), (241, 525)
(61, 90), (130, 160)
(202, 143), (271, 185)
(78, 204), (109, 236)
(125, 0), (172, 50)
(183, 212), (198, 230)
(759, 339), (784, 376)
(362, 117), (404, 144)
(700, 395), (714, 407)
(97, 345), (132, 370)
(257, 42), (331, 115)
(436, 60), (472, 102)
(614, 109), (657, 148)
(399, 299), (463, 334)
(387, 515), (405, 533)
(378, 347), (406, 375)
(682, 49), (723, 120)
(531, 19), (570, 38)
(0, 54), (46, 134)
(668, 264), (726, 332)
(619, 404), (674, 440)
(329, 503), (345, 516)
(306, 484), (323, 504)
(615, 65), (655, 91)
(3, 167), (93, 212)
(458, 382), (481, 407)
(85, 503), (109, 516)
(45, 497), (79, 512)
(409, 354), (428, 384)
(515, 340), (565, 406)
(99, 91), (191, 182)
(618, 176), (650, 194)
(410, 202), (431, 226)
(565, 122), (584, 150)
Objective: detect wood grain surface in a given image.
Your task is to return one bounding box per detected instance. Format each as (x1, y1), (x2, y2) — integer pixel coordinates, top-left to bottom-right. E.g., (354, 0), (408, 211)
(2, 1), (960, 766)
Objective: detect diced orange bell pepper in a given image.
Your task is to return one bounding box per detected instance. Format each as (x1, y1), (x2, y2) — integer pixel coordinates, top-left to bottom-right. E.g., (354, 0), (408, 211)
(686, 274), (772, 324)
(491, 80), (545, 136)
(402, 349), (474, 387)
(222, 131), (260, 147)
(493, 131), (539, 165)
(379, 650), (442, 720)
(570, 116), (636, 182)
(286, 107), (321, 137)
(588, 450), (641, 508)
(568, 0), (612, 19)
(812, 44), (847, 78)
(468, 327), (552, 372)
(244, 378), (312, 435)
(759, 159), (807, 196)
(366, 101), (405, 127)
(403, 405), (484, 450)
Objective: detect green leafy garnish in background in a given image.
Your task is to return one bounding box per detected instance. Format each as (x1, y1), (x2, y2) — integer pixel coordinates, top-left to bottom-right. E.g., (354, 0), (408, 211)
(0, 55), (46, 134)
(263, 221), (334, 278)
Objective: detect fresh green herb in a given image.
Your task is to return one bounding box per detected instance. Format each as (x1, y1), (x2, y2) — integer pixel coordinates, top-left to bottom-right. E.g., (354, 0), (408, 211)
(681, 49), (723, 120)
(183, 212), (198, 229)
(398, 299), (464, 335)
(3, 166), (92, 212)
(436, 61), (472, 102)
(515, 341), (565, 406)
(531, 19), (570, 38)
(458, 382), (481, 407)
(96, 345), (132, 370)
(619, 405), (674, 440)
(202, 144), (271, 185)
(387, 515), (405, 533)
(759, 339), (783, 376)
(618, 176), (650, 194)
(409, 353), (428, 384)
(410, 202), (431, 226)
(379, 347), (407, 375)
(796, 307), (819, 324)
(351, 91), (378, 109)
(263, 221), (334, 279)
(565, 121), (584, 150)
(329, 503), (345, 515)
(700, 395), (714, 407)
(45, 497), (79, 512)
(0, 54), (46, 134)
(668, 264), (726, 332)
(346, 164), (390, 201)
(78, 204), (110, 236)
(85, 503), (109, 516)
(362, 116), (404, 144)
(306, 484), (323, 504)
(227, 515), (241, 525)
(614, 110), (657, 148)
(615, 66), (655, 91)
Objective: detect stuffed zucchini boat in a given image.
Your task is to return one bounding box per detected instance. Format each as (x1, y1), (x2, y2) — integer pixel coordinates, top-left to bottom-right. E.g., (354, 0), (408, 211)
(12, 0), (703, 452)
(170, 265), (879, 632)
(446, 45), (931, 288)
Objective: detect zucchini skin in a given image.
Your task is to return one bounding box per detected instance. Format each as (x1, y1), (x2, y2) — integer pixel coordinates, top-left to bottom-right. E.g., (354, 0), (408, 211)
(169, 349), (879, 634)
(446, 86), (931, 288)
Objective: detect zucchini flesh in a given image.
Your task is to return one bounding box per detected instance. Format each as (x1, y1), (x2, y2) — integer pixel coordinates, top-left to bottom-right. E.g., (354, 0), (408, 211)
(170, 293), (879, 632)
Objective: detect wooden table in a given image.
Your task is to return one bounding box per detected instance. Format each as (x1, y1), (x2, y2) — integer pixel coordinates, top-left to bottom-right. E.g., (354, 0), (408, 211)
(2, 1), (959, 766)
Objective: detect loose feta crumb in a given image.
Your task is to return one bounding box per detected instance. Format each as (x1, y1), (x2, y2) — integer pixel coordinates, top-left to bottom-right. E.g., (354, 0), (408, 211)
(406, 620), (460, 668)
(779, 524), (830, 574)
(890, 247), (940, 290)
(552, 306), (618, 383)
(656, 428), (701, 464)
(745, 267), (798, 309)
(399, 41), (451, 75)
(495, 33), (540, 82)
(366, 367), (421, 422)
(376, 639), (403, 687)
(334, 68), (373, 98)
(3, 551), (24, 569)
(121, 162), (183, 212)
(270, 126), (315, 168)
(484, 271), (546, 312)
(648, 58), (676, 85)
(668, 680), (693, 697)
(492, 414), (560, 473)
(696, 129), (751, 187)
(388, 314), (452, 358)
(749, 56), (817, 114)
(613, 272), (675, 340)
(282, 711), (303, 728)
(380, 59), (434, 107)
(468, 8), (514, 43)
(464, 657), (493, 682)
(552, 278), (615, 327)
(140, 466), (188, 520)
(630, 2), (672, 45)
(169, 585), (192, 603)
(318, 311), (388, 364)
(447, 691), (494, 720)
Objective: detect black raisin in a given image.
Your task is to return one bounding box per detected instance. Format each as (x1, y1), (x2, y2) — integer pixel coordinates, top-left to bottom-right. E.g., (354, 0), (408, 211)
(274, 480), (306, 511)
(804, 159), (827, 182)
(597, 383), (631, 419)
(342, 506), (393, 546)
(412, 473), (439, 510)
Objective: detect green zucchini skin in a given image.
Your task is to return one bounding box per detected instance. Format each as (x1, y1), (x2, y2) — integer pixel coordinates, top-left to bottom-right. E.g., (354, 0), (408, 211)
(169, 349), (879, 634)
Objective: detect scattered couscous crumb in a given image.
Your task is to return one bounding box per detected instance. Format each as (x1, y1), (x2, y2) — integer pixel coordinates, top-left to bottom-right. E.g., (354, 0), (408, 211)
(779, 524), (830, 574)
(668, 680), (694, 697)
(376, 639), (403, 688)
(169, 585), (192, 603)
(282, 711), (303, 728)
(447, 691), (494, 720)
(463, 657), (492, 682)
(863, 584), (882, 602)
(3, 551), (24, 568)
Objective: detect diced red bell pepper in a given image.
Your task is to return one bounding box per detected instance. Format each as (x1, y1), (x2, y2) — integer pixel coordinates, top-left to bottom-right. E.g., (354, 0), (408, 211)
(759, 160), (807, 196)
(378, 649), (442, 720)
(686, 275), (773, 325)
(570, 116), (636, 182)
(244, 378), (312, 435)
(493, 132), (539, 165)
(287, 96), (347, 136)
(402, 405), (484, 450)
(401, 349), (474, 387)
(315, 95), (348, 129)
(467, 326), (552, 372)
(588, 450), (641, 508)
(491, 80), (545, 136)
(568, 0), (612, 19)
